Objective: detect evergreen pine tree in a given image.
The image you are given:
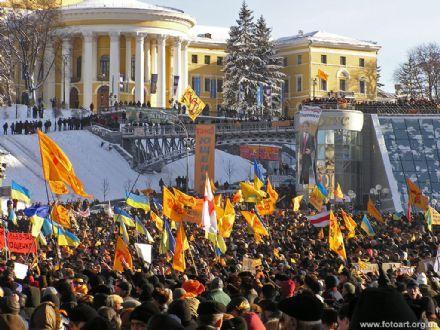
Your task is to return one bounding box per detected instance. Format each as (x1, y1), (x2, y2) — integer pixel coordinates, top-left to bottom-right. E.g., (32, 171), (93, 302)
(223, 1), (263, 115)
(254, 15), (286, 115)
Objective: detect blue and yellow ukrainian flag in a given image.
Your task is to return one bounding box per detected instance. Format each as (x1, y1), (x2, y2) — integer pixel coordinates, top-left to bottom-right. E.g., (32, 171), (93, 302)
(119, 219), (130, 245)
(361, 215), (375, 236)
(316, 182), (328, 198)
(25, 206), (50, 237)
(135, 217), (154, 243)
(253, 159), (264, 190)
(11, 181), (31, 204)
(114, 206), (135, 227)
(57, 227), (81, 247)
(159, 219), (175, 256)
(8, 208), (17, 225)
(126, 193), (150, 211)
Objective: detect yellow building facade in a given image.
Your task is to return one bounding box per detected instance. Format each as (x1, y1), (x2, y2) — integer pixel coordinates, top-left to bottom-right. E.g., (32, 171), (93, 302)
(277, 31), (380, 116)
(8, 1), (380, 116)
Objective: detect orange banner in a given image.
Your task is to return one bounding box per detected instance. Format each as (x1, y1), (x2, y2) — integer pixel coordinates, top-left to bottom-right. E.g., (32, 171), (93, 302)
(240, 145), (280, 161)
(195, 124), (216, 194)
(3, 231), (37, 254)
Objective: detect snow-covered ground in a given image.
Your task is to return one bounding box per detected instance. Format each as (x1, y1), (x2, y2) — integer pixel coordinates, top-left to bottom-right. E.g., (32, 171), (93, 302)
(0, 130), (253, 202)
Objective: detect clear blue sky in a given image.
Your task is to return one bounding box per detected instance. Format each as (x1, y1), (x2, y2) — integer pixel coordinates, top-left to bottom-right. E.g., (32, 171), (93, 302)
(156, 0), (440, 92)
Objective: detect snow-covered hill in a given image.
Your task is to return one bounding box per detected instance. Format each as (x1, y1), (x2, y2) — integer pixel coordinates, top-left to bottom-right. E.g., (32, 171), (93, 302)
(0, 130), (253, 202)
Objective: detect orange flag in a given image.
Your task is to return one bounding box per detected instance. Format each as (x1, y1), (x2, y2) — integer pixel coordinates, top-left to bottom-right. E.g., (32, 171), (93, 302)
(219, 198), (235, 238)
(173, 188), (197, 208)
(150, 211), (164, 232)
(173, 223), (189, 272)
(256, 198), (275, 216)
(232, 189), (243, 205)
(266, 178), (279, 203)
(318, 69), (328, 81)
(113, 236), (133, 272)
(367, 199), (384, 223)
(162, 187), (185, 222)
(406, 178), (429, 211)
(241, 211), (269, 237)
(51, 204), (71, 229)
(341, 209), (357, 238)
(37, 130), (91, 198)
(329, 211), (347, 261)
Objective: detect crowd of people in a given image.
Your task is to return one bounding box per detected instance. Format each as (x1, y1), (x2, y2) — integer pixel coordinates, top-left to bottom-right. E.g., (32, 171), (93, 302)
(302, 97), (440, 114)
(0, 184), (439, 330)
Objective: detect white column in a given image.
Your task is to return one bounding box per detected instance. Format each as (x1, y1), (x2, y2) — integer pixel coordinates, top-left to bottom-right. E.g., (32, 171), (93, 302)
(173, 38), (182, 98)
(181, 40), (189, 93)
(125, 35), (132, 82)
(109, 31), (120, 100)
(43, 44), (55, 108)
(145, 38), (151, 83)
(62, 38), (72, 109)
(91, 35), (97, 81)
(135, 33), (146, 104)
(150, 39), (158, 106)
(82, 32), (94, 109)
(157, 34), (167, 108)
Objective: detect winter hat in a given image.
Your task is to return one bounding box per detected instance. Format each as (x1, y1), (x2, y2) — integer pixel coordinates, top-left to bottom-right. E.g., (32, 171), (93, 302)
(242, 311), (266, 330)
(173, 288), (186, 301)
(129, 302), (160, 325)
(343, 282), (356, 295)
(168, 299), (192, 326)
(278, 292), (324, 322)
(2, 294), (20, 314)
(324, 275), (338, 289)
(349, 288), (417, 329)
(182, 280), (205, 298)
(146, 314), (184, 330)
(279, 279), (295, 298)
(69, 304), (99, 324)
(227, 296), (250, 314)
(41, 287), (58, 298)
(209, 278), (224, 290)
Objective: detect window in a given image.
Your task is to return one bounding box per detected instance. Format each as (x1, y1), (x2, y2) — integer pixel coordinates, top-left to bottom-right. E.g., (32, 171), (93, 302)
(320, 79), (327, 91)
(297, 55), (302, 65)
(217, 57), (223, 65)
(321, 54), (327, 64)
(131, 56), (135, 81)
(282, 79), (289, 99)
(283, 57), (288, 67)
(339, 79), (346, 92)
(100, 55), (109, 78)
(217, 79), (223, 93)
(205, 77), (211, 92)
(191, 76), (201, 95)
(296, 75), (302, 92)
(340, 56), (346, 66)
(76, 56), (82, 80)
(191, 54), (198, 64)
(204, 55), (210, 64)
(359, 58), (365, 67)
(359, 80), (366, 94)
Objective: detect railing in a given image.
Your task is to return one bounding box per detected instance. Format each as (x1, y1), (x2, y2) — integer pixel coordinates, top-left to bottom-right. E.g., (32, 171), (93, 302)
(121, 121), (294, 137)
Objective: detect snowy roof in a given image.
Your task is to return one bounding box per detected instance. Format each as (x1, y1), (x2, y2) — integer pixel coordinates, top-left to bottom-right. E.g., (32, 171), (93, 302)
(62, 0), (183, 13)
(276, 31), (380, 50)
(189, 25), (229, 44)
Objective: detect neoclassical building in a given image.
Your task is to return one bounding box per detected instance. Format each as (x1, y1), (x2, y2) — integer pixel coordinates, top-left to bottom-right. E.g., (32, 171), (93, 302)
(24, 0), (381, 115)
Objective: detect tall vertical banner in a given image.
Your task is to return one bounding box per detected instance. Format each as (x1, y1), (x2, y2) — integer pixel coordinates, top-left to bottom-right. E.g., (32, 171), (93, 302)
(150, 74), (158, 94)
(195, 124), (216, 194)
(173, 76), (180, 96)
(296, 106), (322, 187)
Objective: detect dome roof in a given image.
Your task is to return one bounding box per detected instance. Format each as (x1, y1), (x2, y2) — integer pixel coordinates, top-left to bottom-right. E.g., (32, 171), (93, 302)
(63, 0), (183, 13)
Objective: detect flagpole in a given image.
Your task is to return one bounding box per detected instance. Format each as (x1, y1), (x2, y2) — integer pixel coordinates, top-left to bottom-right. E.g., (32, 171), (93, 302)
(184, 222), (198, 276)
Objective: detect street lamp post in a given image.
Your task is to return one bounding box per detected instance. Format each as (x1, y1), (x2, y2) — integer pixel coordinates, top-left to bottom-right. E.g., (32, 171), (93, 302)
(161, 111), (191, 193)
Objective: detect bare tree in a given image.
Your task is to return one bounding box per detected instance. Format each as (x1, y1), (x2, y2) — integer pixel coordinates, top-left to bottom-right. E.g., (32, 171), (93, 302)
(394, 43), (440, 101)
(223, 158), (236, 183)
(0, 0), (63, 105)
(102, 178), (110, 202)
